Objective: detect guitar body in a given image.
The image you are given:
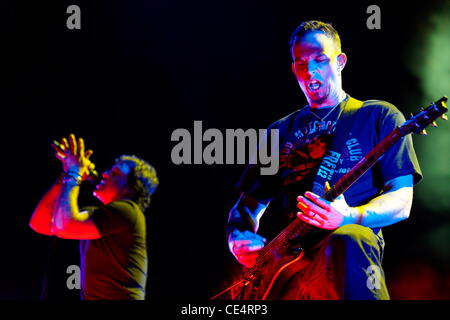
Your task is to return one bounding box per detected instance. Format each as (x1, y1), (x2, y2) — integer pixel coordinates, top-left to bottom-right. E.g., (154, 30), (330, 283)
(230, 250), (305, 300)
(229, 228), (328, 300)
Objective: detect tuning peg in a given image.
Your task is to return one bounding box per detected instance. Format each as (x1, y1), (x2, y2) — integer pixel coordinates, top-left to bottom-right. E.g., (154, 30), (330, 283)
(420, 129), (428, 136)
(409, 113), (414, 119)
(431, 121), (438, 127)
(442, 114), (448, 121)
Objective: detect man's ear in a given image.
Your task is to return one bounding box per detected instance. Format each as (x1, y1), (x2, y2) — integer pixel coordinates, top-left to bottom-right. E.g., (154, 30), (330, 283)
(337, 53), (347, 71)
(291, 62), (297, 75)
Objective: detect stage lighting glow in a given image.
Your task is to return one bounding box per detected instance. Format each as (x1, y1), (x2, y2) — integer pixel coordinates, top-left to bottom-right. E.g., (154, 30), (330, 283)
(406, 2), (450, 214)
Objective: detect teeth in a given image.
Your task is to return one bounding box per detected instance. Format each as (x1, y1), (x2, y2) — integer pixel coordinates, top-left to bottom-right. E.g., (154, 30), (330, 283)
(309, 81), (320, 90)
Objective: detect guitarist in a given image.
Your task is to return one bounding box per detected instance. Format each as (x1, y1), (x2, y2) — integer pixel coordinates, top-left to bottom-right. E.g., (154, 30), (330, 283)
(226, 20), (422, 299)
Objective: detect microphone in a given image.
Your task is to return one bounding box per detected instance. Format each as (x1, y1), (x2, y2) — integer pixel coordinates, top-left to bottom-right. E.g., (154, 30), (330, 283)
(86, 169), (100, 184)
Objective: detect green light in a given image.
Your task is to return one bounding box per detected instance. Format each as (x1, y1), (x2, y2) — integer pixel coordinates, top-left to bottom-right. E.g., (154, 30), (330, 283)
(426, 223), (450, 261)
(405, 2), (450, 214)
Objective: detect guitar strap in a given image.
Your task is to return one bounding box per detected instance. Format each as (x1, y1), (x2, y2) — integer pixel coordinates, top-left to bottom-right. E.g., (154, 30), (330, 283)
(291, 96), (367, 244)
(311, 96), (365, 197)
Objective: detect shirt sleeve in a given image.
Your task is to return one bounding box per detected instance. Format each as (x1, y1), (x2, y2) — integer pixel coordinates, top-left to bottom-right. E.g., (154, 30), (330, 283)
(81, 200), (138, 237)
(373, 102), (423, 188)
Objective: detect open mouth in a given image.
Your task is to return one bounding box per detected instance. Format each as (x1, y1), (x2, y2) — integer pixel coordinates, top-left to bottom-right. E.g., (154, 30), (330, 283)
(95, 180), (106, 189)
(308, 80), (321, 91)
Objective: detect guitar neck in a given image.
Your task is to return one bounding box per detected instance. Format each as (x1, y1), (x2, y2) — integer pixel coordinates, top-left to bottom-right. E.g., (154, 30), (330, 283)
(323, 127), (403, 201)
(226, 97), (447, 300)
(251, 127), (406, 270)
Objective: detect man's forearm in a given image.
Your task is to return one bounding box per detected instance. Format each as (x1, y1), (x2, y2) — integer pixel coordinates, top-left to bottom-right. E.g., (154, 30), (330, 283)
(51, 177), (101, 240)
(52, 180), (81, 234)
(352, 186), (413, 228)
(30, 177), (63, 235)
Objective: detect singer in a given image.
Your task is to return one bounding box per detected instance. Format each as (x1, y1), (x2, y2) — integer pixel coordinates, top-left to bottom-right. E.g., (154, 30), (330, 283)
(29, 134), (159, 300)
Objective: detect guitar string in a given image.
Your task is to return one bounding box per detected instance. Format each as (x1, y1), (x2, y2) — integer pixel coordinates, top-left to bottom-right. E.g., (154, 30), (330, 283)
(252, 208), (314, 270)
(247, 100), (346, 272)
(250, 194), (330, 272)
(249, 219), (302, 274)
(244, 105), (447, 281)
(248, 186), (345, 274)
(245, 111), (440, 276)
(246, 102), (348, 272)
(252, 130), (397, 269)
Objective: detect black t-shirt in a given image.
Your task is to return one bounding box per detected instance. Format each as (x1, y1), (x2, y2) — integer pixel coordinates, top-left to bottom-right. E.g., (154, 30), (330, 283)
(236, 95), (422, 235)
(79, 200), (147, 300)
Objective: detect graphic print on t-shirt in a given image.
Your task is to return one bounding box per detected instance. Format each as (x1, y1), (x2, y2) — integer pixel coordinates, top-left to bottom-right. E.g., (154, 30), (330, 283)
(237, 96), (422, 215)
(279, 118), (338, 188)
(310, 135), (364, 196)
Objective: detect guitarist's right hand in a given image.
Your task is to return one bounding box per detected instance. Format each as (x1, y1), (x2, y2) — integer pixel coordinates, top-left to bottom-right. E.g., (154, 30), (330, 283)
(228, 229), (267, 268)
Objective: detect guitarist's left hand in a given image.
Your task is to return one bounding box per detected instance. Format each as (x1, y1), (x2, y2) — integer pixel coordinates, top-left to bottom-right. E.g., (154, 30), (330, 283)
(296, 182), (359, 230)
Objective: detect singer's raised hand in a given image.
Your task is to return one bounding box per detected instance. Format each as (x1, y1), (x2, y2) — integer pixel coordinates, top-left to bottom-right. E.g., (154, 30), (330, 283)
(51, 134), (95, 181)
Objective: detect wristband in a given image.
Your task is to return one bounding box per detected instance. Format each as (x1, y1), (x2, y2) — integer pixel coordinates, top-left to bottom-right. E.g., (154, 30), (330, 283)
(62, 171), (82, 185)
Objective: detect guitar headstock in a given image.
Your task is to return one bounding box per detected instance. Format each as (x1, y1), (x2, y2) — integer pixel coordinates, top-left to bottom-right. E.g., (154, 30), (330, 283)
(400, 96), (448, 136)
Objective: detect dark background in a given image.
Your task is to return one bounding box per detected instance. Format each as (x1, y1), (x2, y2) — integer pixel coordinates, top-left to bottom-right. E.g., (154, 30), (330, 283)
(1, 0), (449, 299)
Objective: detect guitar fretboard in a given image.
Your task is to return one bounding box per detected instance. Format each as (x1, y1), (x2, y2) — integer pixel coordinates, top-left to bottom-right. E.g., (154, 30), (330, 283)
(324, 127), (402, 201)
(249, 127), (404, 275)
